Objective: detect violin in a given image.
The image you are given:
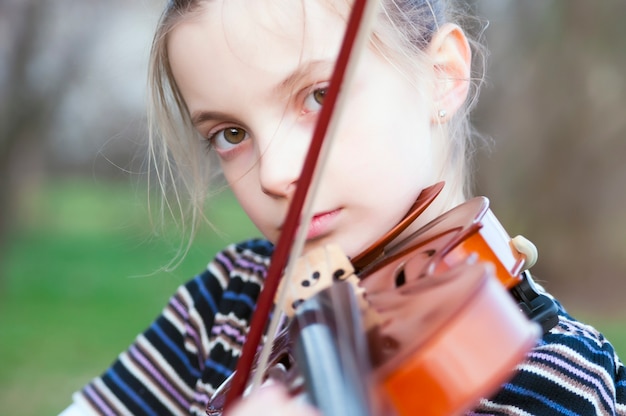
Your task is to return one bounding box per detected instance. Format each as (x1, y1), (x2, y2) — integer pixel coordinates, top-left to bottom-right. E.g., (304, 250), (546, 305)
(208, 0), (558, 414)
(207, 182), (558, 415)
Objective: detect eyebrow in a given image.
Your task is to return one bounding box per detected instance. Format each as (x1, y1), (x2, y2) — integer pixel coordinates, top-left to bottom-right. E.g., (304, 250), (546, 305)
(190, 59), (335, 126)
(190, 110), (232, 127)
(274, 59), (334, 97)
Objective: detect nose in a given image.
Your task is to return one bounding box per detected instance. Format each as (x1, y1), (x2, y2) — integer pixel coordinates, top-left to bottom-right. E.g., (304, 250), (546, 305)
(258, 124), (309, 198)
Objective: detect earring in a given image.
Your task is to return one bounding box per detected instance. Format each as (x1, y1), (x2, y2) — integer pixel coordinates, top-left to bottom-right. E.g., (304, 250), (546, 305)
(438, 109), (447, 118)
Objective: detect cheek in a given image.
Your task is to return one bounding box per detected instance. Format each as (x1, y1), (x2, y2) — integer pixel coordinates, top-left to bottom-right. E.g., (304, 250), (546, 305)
(226, 169), (282, 243)
(337, 115), (433, 177)
(223, 169), (260, 219)
(219, 149), (259, 195)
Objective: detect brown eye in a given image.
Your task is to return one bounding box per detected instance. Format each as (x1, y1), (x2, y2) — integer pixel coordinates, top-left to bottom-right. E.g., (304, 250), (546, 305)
(313, 88), (326, 105)
(303, 86), (328, 113)
(223, 127), (247, 144)
(211, 126), (249, 152)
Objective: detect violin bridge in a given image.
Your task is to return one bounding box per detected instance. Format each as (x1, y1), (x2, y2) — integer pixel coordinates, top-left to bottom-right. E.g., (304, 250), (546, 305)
(277, 243), (358, 317)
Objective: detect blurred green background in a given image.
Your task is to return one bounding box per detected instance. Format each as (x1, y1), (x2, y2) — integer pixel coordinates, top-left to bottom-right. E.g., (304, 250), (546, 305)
(0, 180), (259, 414)
(1, 0), (625, 414)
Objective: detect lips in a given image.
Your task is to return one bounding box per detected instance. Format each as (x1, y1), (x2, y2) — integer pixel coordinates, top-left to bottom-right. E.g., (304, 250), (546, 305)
(306, 209), (341, 240)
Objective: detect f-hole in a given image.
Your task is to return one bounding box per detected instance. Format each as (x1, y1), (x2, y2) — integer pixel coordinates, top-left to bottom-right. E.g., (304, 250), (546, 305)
(395, 268), (406, 287)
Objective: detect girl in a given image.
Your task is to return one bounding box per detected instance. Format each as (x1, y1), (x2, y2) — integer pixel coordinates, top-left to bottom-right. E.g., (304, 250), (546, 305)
(62, 0), (626, 415)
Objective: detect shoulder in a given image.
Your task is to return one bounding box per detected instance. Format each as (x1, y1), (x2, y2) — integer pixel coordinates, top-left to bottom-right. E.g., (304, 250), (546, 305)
(178, 238), (274, 312)
(203, 238), (273, 282)
(184, 238), (273, 293)
(533, 300), (621, 380)
(522, 301), (626, 413)
(203, 238), (273, 290)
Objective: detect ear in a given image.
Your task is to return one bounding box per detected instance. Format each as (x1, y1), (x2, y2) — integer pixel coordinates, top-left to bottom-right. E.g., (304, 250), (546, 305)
(427, 24), (472, 122)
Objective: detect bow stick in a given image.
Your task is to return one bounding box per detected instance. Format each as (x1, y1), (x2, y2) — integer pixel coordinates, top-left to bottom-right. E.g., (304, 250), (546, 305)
(223, 0), (380, 409)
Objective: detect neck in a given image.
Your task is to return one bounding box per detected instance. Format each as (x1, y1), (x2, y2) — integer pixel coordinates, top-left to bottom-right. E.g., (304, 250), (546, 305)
(351, 181), (464, 272)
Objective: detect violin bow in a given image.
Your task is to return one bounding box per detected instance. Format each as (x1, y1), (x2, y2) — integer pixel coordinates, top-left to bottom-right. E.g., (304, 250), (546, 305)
(223, 0), (380, 409)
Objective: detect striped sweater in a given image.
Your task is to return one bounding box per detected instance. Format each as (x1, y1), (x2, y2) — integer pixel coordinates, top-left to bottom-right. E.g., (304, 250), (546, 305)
(70, 239), (626, 415)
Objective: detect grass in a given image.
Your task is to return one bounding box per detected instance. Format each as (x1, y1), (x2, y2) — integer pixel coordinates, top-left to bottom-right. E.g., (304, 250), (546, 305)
(0, 178), (258, 415)
(1, 178), (624, 415)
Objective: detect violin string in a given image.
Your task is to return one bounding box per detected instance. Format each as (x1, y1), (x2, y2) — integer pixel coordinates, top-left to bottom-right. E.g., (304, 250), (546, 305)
(251, 0), (382, 390)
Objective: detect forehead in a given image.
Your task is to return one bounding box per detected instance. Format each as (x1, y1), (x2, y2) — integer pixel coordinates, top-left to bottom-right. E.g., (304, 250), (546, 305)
(168, 0), (346, 80)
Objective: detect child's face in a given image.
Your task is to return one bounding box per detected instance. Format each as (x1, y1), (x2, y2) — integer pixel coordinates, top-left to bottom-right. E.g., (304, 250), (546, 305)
(169, 0), (446, 257)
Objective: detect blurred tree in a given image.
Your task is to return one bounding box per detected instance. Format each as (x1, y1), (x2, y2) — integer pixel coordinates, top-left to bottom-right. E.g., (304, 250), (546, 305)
(0, 1), (97, 240)
(0, 0), (159, 253)
(473, 0), (626, 310)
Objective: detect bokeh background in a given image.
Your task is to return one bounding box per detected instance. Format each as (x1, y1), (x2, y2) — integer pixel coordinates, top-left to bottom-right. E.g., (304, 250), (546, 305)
(1, 0), (625, 414)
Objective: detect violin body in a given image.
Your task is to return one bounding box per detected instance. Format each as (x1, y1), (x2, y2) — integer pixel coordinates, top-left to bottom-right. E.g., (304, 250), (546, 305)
(353, 196), (542, 415)
(364, 259), (539, 415)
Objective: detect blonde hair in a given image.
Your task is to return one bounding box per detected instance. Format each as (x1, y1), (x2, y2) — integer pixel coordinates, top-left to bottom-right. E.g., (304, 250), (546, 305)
(146, 0), (487, 251)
